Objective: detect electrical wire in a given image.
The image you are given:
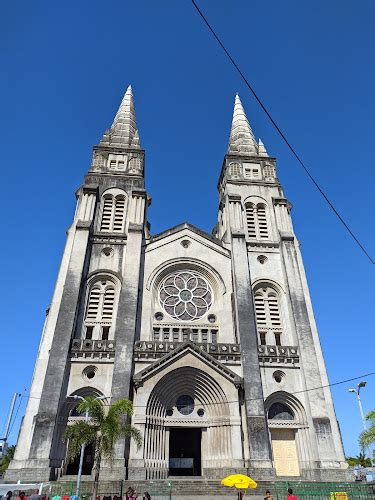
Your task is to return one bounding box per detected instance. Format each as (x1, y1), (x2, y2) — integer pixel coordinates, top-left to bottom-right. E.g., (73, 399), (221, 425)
(191, 0), (374, 265)
(19, 370), (375, 409)
(7, 394), (23, 438)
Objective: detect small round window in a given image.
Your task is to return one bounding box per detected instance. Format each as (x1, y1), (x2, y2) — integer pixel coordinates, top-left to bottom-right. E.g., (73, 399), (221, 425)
(176, 395), (194, 415)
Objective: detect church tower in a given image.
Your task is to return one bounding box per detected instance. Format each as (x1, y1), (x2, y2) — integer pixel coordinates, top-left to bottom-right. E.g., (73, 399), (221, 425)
(6, 86), (149, 481)
(6, 90), (349, 483)
(214, 94), (347, 478)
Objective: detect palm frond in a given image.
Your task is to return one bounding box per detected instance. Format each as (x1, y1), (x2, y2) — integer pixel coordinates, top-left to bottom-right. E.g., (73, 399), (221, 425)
(101, 433), (116, 460)
(78, 397), (105, 424)
(63, 397), (142, 472)
(359, 410), (375, 447)
(107, 399), (134, 419)
(359, 428), (375, 447)
(64, 421), (97, 462)
(119, 423), (142, 449)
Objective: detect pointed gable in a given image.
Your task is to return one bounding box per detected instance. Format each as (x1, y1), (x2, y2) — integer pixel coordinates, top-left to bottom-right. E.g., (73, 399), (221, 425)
(133, 341), (243, 388)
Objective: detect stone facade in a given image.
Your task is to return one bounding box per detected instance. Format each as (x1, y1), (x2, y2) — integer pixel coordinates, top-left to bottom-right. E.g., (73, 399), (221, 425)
(6, 88), (350, 483)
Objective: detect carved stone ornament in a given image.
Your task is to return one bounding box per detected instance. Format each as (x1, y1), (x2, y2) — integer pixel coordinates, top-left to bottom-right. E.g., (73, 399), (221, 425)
(128, 156), (142, 174)
(92, 151), (106, 170)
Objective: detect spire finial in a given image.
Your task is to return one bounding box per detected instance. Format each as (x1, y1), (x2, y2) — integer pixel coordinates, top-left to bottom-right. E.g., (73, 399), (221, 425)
(99, 85), (141, 149)
(227, 94), (258, 156)
(258, 138), (268, 157)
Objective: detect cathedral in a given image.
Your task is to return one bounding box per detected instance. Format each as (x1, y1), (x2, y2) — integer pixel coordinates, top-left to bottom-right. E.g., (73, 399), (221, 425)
(6, 86), (349, 483)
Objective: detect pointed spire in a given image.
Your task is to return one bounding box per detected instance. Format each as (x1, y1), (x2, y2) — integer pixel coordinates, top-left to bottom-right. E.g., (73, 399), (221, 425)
(258, 138), (268, 157)
(227, 94), (258, 156)
(99, 85), (141, 149)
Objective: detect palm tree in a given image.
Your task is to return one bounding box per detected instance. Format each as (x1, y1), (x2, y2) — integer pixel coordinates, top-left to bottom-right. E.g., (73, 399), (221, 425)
(64, 397), (142, 498)
(359, 410), (375, 449)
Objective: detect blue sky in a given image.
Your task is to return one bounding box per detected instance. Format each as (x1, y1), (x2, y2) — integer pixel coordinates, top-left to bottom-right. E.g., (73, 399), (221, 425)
(0, 1), (374, 458)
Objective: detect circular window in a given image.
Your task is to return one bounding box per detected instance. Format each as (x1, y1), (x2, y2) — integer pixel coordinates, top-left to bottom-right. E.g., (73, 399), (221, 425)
(176, 395), (194, 415)
(208, 314), (216, 324)
(154, 311), (164, 321)
(166, 408), (173, 417)
(197, 408), (205, 417)
(102, 247), (114, 257)
(159, 271), (213, 321)
(273, 370), (285, 384)
(257, 255), (268, 264)
(82, 365), (97, 381)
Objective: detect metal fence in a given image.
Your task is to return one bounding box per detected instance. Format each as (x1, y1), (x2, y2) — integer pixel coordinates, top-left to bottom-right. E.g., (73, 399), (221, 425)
(275, 481), (375, 500)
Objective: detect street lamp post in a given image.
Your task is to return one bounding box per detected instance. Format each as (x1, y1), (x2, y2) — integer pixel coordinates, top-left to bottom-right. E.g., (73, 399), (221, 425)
(69, 395), (106, 498)
(348, 381), (372, 464)
(348, 381), (367, 431)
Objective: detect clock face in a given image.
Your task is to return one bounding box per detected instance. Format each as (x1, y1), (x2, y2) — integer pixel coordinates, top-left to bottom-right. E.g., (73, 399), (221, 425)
(159, 270), (213, 321)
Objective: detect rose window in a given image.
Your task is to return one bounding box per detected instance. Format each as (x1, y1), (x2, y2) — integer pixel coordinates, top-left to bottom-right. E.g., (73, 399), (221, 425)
(159, 271), (213, 321)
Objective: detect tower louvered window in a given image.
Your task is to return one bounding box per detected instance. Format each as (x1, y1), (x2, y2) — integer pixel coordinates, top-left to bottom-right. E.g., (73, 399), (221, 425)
(84, 280), (117, 340)
(100, 194), (126, 233)
(245, 203), (269, 240)
(254, 287), (282, 345)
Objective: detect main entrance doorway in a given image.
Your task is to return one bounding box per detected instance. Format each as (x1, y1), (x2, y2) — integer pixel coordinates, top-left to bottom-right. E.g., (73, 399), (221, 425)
(169, 428), (201, 476)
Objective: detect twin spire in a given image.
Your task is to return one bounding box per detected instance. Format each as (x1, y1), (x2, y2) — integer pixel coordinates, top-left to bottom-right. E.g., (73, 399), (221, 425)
(99, 85), (141, 149)
(99, 86), (267, 157)
(227, 93), (268, 157)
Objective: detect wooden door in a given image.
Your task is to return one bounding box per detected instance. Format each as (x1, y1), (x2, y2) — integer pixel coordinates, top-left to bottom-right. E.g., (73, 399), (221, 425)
(271, 429), (300, 476)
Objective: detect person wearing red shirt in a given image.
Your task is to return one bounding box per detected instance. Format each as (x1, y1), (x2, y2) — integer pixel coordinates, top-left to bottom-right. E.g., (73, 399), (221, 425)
(287, 488), (298, 500)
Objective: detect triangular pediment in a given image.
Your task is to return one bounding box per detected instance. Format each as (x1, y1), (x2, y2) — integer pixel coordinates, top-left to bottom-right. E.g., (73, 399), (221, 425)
(133, 341), (243, 388)
(150, 222), (223, 248)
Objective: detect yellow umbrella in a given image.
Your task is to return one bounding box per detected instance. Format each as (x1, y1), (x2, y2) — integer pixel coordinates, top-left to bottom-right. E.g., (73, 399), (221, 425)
(221, 474), (257, 490)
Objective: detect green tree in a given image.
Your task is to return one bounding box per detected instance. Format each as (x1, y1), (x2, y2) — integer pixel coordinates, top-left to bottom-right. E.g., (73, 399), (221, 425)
(346, 452), (371, 467)
(359, 410), (375, 449)
(0, 445), (15, 475)
(64, 397), (141, 498)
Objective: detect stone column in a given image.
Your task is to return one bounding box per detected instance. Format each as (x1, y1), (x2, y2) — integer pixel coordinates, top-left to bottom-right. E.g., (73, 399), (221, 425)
(280, 236), (344, 466)
(102, 191), (146, 480)
(228, 196), (273, 473)
(19, 189), (97, 481)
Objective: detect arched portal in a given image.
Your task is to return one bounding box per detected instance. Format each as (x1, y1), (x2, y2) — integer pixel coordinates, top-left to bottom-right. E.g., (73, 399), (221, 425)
(143, 366), (232, 479)
(265, 392), (311, 477)
(52, 387), (105, 478)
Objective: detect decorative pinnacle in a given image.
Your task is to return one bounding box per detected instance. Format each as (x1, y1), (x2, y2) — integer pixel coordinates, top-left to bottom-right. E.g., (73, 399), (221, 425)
(258, 138), (268, 157)
(227, 94), (258, 156)
(99, 85), (141, 149)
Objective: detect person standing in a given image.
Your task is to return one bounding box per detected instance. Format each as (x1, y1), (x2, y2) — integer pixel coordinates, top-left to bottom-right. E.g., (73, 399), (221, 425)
(287, 488), (298, 500)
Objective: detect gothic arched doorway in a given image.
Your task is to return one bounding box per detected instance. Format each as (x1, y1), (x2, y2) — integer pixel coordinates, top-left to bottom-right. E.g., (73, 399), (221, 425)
(265, 392), (311, 477)
(143, 366), (232, 479)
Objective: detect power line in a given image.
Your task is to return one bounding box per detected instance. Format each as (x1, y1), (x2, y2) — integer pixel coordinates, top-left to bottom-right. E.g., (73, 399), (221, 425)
(191, 0), (374, 265)
(20, 370), (375, 409)
(7, 395), (23, 437)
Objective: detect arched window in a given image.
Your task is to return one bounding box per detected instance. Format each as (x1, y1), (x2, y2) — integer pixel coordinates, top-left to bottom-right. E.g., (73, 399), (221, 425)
(100, 191), (126, 233)
(245, 202), (269, 240)
(263, 164), (276, 180)
(84, 279), (117, 340)
(268, 402), (294, 421)
(254, 286), (282, 345)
